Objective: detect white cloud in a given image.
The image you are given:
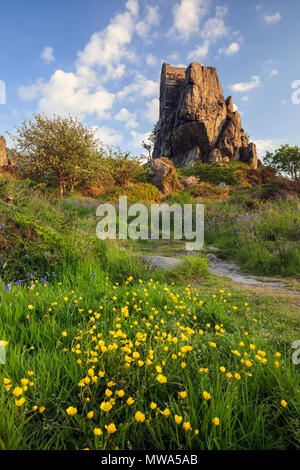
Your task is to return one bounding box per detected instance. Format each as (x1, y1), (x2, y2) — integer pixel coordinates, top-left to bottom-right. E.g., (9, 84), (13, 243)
(92, 125), (123, 146)
(18, 79), (43, 100)
(146, 53), (158, 67)
(18, 1), (142, 120)
(269, 69), (279, 78)
(230, 75), (260, 93)
(219, 42), (240, 56)
(168, 0), (210, 40)
(216, 6), (228, 18)
(136, 5), (160, 38)
(201, 15), (228, 41)
(114, 107), (137, 129)
(117, 74), (159, 100)
(263, 12), (281, 24)
(41, 46), (55, 64)
(242, 95), (249, 101)
(76, 0), (139, 80)
(188, 6), (229, 60)
(144, 98), (159, 123)
(37, 69), (115, 119)
(188, 42), (210, 60)
(233, 103), (238, 112)
(130, 130), (151, 148)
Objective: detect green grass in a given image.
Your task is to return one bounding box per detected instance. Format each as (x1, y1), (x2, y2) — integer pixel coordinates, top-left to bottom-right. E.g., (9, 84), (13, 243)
(0, 176), (299, 450)
(0, 256), (299, 450)
(204, 197), (300, 277)
(179, 162), (241, 186)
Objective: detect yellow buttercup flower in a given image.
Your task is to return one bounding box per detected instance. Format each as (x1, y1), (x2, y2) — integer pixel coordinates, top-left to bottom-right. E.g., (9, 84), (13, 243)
(183, 421), (192, 431)
(105, 423), (117, 434)
(15, 397), (26, 407)
(157, 374), (167, 384)
(13, 387), (23, 397)
(100, 401), (112, 412)
(281, 400), (288, 408)
(94, 427), (102, 436)
(212, 417), (220, 426)
(135, 411), (146, 422)
(175, 415), (183, 424)
(66, 406), (77, 416)
(203, 391), (211, 400)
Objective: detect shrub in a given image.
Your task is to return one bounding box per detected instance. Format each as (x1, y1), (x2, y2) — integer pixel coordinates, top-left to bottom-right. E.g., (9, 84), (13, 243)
(80, 185), (104, 198)
(122, 183), (162, 202)
(107, 151), (147, 187)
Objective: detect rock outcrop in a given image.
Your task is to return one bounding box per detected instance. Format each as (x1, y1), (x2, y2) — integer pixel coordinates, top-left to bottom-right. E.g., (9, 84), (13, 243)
(153, 62), (258, 169)
(147, 157), (183, 194)
(0, 136), (8, 167)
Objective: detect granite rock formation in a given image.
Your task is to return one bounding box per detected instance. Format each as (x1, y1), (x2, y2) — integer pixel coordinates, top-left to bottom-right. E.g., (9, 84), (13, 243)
(0, 136), (8, 167)
(153, 62), (257, 169)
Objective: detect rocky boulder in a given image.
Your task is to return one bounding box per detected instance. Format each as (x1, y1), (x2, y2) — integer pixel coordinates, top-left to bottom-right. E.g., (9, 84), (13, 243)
(153, 62), (257, 169)
(147, 157), (183, 195)
(0, 136), (7, 167)
(181, 175), (199, 187)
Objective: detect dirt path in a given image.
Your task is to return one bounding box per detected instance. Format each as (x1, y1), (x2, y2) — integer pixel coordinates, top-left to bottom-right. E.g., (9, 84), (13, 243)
(207, 253), (285, 288)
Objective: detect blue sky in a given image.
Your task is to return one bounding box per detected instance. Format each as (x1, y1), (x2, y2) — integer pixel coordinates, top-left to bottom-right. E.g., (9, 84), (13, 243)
(0, 0), (300, 159)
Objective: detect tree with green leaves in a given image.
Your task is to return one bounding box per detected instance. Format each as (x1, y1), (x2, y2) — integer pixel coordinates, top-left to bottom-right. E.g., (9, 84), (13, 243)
(264, 145), (300, 181)
(11, 114), (104, 198)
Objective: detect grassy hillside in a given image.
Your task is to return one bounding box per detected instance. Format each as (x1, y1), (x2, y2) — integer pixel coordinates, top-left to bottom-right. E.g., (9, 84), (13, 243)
(0, 176), (299, 450)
